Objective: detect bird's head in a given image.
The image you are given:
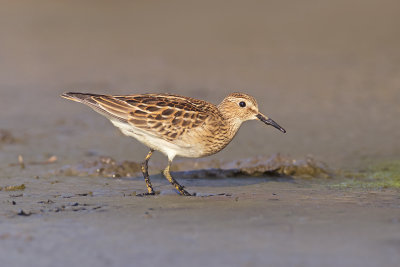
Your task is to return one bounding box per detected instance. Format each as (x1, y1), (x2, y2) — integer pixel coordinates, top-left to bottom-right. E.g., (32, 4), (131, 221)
(218, 92), (286, 133)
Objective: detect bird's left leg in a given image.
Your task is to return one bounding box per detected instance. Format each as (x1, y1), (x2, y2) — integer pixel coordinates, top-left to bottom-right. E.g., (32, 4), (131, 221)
(141, 149), (155, 195)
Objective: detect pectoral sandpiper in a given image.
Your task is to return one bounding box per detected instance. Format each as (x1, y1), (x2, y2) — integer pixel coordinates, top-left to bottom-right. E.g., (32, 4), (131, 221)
(61, 92), (286, 196)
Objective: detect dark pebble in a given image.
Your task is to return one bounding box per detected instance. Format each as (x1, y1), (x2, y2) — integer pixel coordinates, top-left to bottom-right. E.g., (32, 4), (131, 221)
(18, 210), (31, 216)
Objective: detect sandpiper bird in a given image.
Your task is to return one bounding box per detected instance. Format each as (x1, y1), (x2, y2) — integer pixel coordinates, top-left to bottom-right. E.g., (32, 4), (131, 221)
(61, 92), (286, 196)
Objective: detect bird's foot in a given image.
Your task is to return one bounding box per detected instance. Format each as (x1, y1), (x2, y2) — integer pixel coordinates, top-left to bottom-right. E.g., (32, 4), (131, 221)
(135, 191), (160, 197)
(177, 186), (192, 196)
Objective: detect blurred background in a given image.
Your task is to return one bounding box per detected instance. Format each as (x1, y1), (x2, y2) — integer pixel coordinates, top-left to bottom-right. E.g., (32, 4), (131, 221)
(1, 0), (399, 169)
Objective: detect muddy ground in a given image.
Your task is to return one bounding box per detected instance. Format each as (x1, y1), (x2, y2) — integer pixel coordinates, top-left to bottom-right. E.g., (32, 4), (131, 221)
(1, 1), (400, 266)
(1, 171), (400, 267)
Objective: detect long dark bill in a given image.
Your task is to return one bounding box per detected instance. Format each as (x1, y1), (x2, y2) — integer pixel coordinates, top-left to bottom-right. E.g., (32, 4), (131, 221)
(256, 113), (286, 133)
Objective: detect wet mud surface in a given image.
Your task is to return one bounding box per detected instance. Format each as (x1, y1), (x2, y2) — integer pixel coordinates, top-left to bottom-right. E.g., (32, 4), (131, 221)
(1, 0), (400, 266)
(1, 172), (399, 267)
(1, 151), (400, 267)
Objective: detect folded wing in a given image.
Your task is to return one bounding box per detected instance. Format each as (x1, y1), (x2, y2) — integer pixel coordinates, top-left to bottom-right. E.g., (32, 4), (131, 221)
(63, 92), (219, 142)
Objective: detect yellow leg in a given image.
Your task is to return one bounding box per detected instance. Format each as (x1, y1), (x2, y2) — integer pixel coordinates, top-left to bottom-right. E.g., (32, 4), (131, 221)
(141, 149), (155, 194)
(163, 160), (191, 196)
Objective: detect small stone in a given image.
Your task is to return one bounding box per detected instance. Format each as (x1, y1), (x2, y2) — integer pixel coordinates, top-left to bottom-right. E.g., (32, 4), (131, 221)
(17, 210), (31, 216)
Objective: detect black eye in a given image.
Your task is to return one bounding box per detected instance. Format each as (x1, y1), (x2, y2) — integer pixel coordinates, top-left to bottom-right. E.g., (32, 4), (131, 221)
(239, 101), (246, 107)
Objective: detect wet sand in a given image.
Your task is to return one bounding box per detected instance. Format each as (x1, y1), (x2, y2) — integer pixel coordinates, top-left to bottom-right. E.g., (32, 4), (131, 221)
(1, 0), (400, 266)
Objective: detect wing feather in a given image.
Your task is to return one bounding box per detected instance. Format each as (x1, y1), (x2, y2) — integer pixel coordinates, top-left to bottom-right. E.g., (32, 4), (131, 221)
(85, 94), (220, 142)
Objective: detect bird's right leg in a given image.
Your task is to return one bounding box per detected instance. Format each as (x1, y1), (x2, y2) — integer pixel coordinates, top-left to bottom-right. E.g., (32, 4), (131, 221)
(163, 160), (191, 196)
(141, 149), (155, 195)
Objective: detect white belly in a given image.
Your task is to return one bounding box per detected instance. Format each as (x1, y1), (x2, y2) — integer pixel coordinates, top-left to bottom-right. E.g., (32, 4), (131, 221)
(110, 120), (205, 160)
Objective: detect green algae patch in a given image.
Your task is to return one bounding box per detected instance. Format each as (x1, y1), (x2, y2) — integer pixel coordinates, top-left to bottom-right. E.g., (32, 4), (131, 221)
(333, 160), (400, 189)
(1, 184), (26, 191)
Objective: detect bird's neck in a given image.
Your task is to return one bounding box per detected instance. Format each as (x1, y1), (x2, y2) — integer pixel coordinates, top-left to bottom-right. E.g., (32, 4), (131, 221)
(196, 103), (243, 156)
(217, 102), (243, 137)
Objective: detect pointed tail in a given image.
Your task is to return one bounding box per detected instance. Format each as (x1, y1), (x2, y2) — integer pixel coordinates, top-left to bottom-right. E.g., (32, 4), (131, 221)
(61, 92), (103, 103)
